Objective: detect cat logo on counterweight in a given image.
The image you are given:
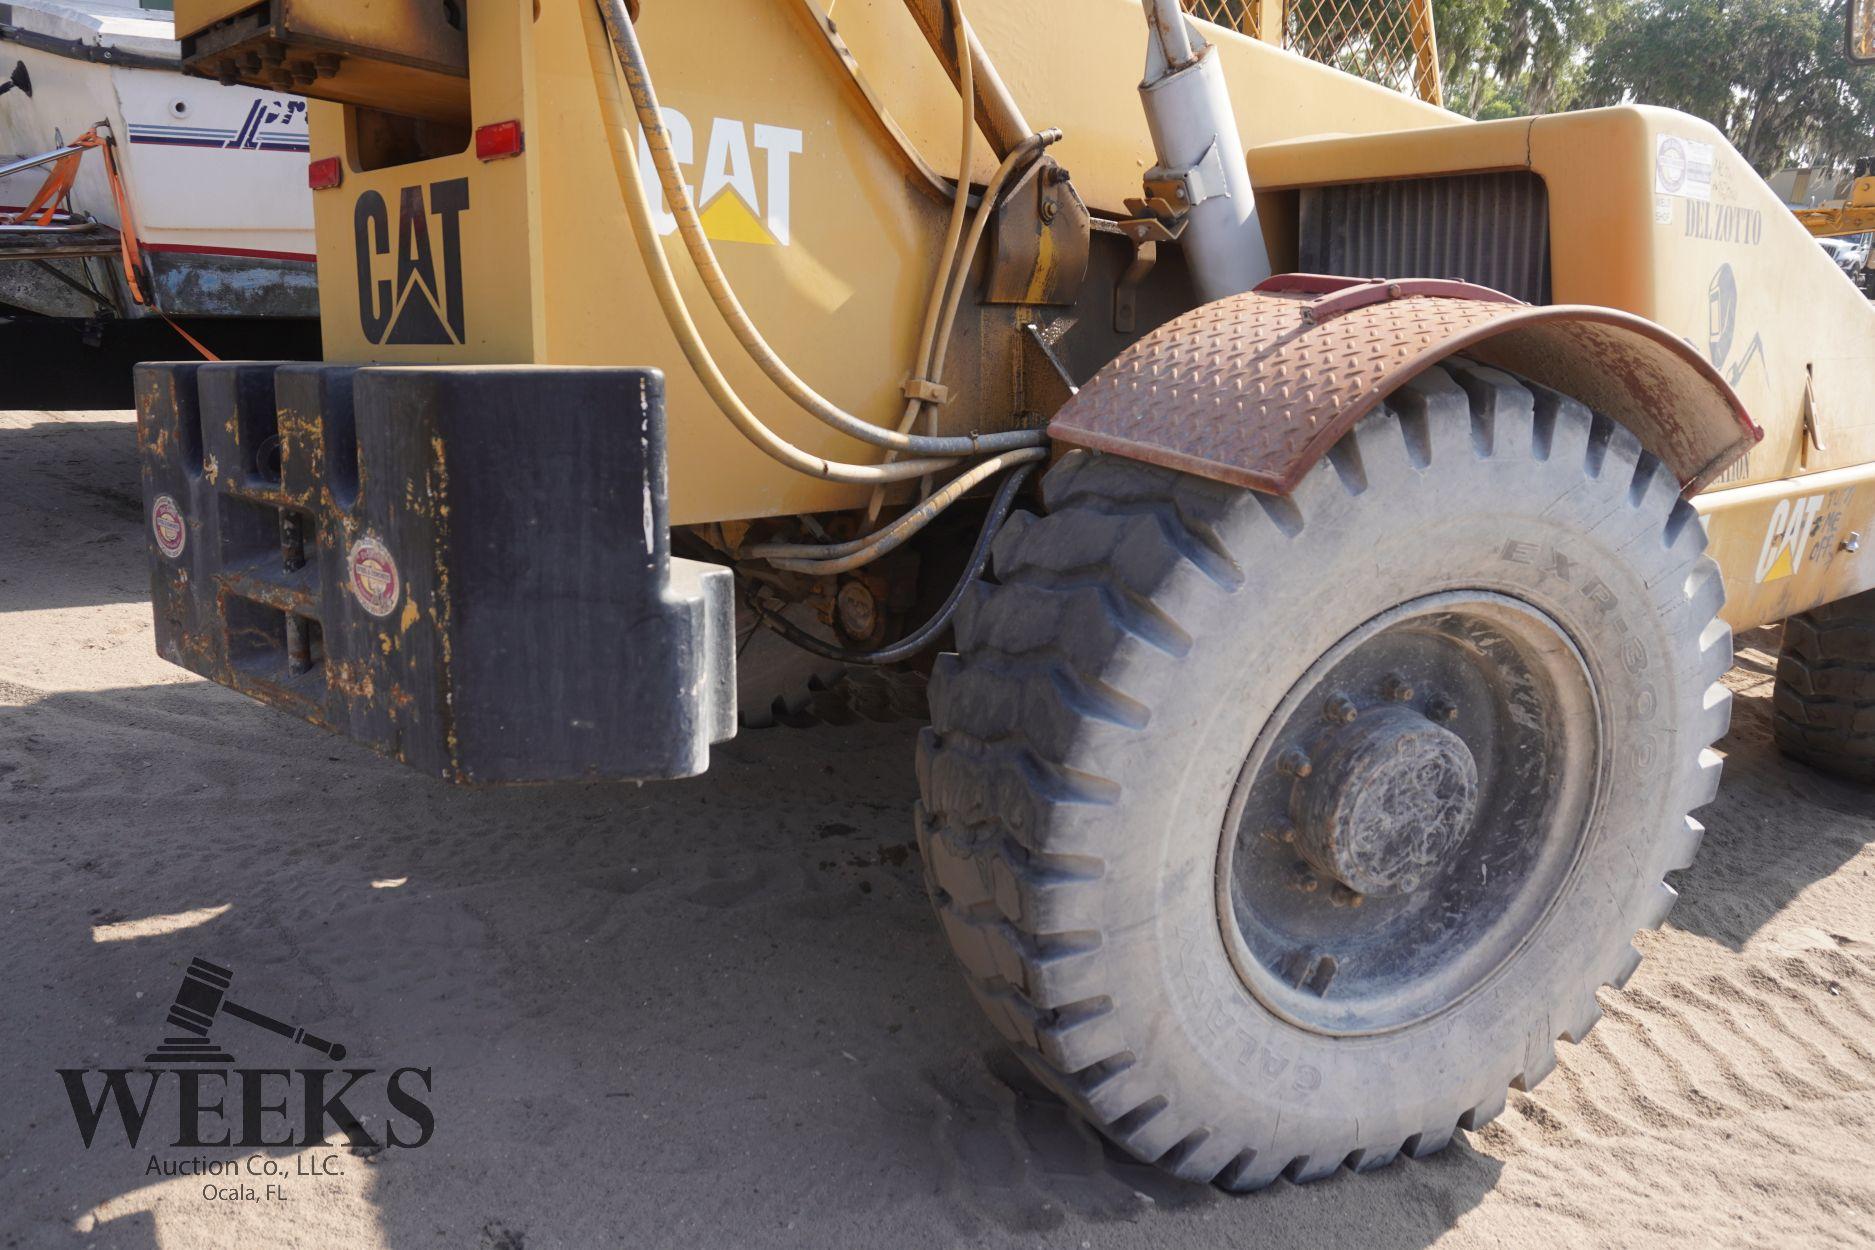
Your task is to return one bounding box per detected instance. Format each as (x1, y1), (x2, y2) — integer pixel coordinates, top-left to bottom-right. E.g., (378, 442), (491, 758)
(354, 178), (470, 345)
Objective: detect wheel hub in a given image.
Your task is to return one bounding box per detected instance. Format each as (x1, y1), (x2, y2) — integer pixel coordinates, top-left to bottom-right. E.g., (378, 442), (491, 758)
(1290, 705), (1480, 897)
(1216, 591), (1605, 1037)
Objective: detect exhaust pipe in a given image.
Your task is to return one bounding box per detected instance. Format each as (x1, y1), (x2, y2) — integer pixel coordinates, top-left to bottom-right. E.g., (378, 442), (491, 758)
(1138, 0), (1270, 303)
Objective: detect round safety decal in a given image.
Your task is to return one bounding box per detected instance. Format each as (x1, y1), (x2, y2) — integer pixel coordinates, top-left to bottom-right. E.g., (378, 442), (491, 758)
(151, 494), (186, 559)
(347, 534), (401, 618)
(1655, 135), (1687, 195)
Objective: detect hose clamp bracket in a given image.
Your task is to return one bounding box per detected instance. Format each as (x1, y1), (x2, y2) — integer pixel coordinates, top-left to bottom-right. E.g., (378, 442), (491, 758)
(902, 377), (952, 405)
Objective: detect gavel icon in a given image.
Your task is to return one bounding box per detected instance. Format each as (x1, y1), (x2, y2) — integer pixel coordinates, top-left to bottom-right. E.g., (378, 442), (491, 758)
(160, 957), (346, 1061)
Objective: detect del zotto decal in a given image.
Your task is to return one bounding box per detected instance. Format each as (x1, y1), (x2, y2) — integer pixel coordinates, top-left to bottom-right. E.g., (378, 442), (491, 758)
(347, 534), (402, 617)
(354, 178), (470, 346)
(1684, 201), (1764, 246)
(638, 109), (803, 246)
(151, 495), (186, 559)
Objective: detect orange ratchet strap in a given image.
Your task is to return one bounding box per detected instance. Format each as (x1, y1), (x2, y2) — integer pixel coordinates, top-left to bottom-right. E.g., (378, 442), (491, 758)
(3, 126), (218, 361)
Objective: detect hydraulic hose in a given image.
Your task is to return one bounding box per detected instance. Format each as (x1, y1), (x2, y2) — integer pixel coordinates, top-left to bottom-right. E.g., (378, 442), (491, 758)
(907, 0), (976, 415)
(586, 0), (957, 483)
(750, 460), (1040, 665)
(745, 446), (1045, 574)
(891, 132), (1057, 458)
(598, 0), (1044, 459)
(926, 132), (1055, 396)
(865, 129), (1057, 523)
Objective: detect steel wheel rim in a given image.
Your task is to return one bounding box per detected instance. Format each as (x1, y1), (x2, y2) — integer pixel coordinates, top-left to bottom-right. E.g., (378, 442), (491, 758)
(1216, 590), (1606, 1037)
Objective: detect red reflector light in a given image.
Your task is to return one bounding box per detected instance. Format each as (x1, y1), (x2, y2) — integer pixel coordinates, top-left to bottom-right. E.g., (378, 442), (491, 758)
(307, 156), (343, 191)
(475, 120), (524, 162)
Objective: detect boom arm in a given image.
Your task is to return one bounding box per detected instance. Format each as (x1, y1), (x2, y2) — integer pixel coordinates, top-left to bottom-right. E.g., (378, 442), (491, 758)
(897, 0), (1032, 158)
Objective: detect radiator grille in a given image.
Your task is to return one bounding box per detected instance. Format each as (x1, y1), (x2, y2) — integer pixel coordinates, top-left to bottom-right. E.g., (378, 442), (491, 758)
(1297, 172), (1552, 305)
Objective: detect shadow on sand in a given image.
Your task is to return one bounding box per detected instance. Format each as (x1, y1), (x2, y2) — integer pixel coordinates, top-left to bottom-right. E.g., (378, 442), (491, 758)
(7, 358), (1866, 1247)
(1, 675), (1506, 1249)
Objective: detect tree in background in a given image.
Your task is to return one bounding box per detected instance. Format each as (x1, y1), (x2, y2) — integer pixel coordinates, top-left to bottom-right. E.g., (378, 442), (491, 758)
(1433, 0), (1875, 172)
(1436, 0), (1612, 116)
(1432, 0), (1510, 113)
(1581, 0), (1875, 172)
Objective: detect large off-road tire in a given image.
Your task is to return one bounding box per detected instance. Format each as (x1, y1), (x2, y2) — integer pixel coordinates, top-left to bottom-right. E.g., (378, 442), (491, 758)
(915, 361), (1732, 1189)
(1774, 589), (1875, 782)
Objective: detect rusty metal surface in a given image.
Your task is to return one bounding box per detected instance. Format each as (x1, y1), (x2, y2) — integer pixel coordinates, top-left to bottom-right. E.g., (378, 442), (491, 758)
(986, 156), (1090, 306)
(179, 0), (468, 120)
(1048, 280), (1761, 496)
(138, 361), (736, 784)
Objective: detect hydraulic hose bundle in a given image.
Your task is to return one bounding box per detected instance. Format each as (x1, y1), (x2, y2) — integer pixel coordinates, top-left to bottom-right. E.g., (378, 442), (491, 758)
(587, 0), (1056, 660)
(752, 458), (1039, 666)
(586, 0), (1050, 548)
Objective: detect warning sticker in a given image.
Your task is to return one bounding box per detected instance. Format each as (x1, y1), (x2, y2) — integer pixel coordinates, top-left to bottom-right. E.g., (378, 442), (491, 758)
(151, 494), (186, 559)
(1655, 134), (1713, 201)
(347, 534), (401, 617)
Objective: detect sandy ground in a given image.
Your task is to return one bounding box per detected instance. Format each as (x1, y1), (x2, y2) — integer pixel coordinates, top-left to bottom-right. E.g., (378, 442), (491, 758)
(2, 405), (1873, 1250)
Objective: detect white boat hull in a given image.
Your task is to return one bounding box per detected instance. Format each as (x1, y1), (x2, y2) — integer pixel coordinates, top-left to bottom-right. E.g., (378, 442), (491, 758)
(0, 1), (315, 318)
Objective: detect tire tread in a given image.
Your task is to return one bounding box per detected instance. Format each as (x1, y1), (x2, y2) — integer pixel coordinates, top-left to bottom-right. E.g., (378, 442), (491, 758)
(1774, 588), (1875, 782)
(917, 360), (1729, 1189)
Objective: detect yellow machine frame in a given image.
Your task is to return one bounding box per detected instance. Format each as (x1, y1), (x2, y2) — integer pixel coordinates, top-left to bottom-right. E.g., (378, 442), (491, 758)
(1794, 174), (1875, 239)
(179, 0), (1875, 635)
(131, 0), (1875, 1186)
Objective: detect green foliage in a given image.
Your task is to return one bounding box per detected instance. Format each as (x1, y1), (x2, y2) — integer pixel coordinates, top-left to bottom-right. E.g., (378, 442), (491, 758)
(1437, 0), (1611, 114)
(1435, 0), (1875, 172)
(1582, 0), (1875, 171)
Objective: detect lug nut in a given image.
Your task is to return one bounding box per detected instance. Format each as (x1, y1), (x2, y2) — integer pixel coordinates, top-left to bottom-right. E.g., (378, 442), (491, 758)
(1277, 749), (1313, 778)
(1382, 673), (1415, 702)
(1330, 883), (1365, 908)
(1324, 694), (1359, 724)
(1427, 696), (1459, 723)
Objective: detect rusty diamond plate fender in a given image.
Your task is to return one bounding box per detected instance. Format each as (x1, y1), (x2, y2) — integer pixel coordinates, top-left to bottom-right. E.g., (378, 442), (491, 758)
(1048, 275), (1763, 496)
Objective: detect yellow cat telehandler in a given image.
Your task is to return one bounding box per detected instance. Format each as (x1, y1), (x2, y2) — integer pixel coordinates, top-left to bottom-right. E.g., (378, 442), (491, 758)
(137, 0), (1875, 1189)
